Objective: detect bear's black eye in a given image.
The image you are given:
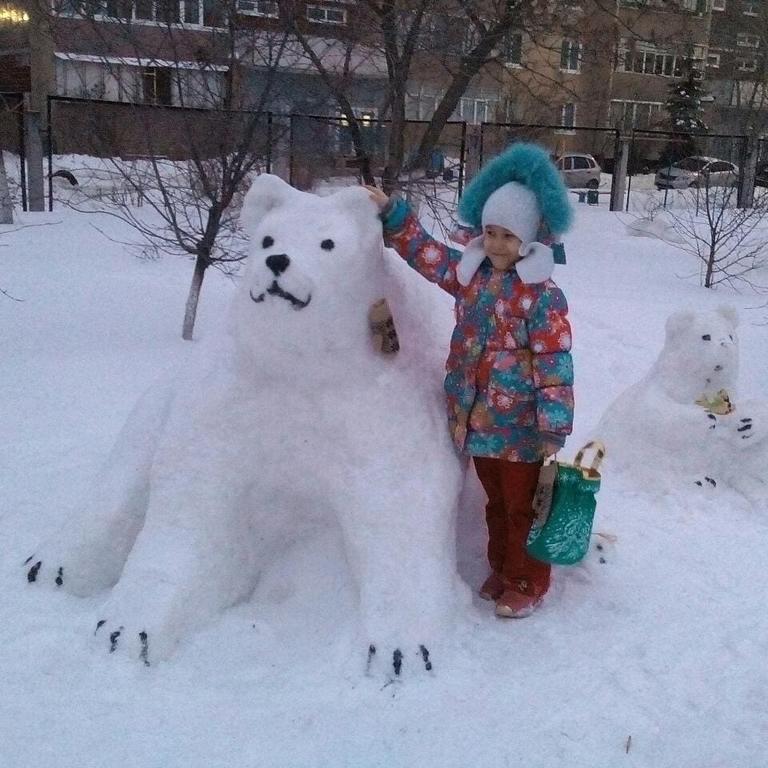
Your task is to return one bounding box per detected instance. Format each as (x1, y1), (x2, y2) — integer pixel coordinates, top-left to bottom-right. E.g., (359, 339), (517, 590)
(702, 334), (711, 341)
(262, 236), (274, 249)
(320, 239), (335, 251)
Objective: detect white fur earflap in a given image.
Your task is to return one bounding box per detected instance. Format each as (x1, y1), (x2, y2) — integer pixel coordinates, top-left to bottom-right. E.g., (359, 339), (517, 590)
(456, 236), (487, 286)
(239, 173), (298, 231)
(516, 242), (555, 284)
(456, 237), (555, 286)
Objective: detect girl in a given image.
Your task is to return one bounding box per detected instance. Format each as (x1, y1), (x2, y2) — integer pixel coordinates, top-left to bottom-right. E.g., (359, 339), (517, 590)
(367, 142), (574, 618)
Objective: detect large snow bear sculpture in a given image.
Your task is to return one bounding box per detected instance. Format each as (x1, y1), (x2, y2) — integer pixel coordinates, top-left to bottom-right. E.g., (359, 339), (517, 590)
(597, 306), (767, 501)
(25, 175), (466, 671)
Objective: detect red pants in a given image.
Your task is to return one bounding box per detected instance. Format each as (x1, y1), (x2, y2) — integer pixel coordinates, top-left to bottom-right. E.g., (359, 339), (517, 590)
(473, 457), (551, 591)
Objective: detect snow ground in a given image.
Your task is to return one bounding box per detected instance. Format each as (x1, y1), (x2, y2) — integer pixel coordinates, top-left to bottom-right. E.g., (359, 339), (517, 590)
(1, 195), (767, 768)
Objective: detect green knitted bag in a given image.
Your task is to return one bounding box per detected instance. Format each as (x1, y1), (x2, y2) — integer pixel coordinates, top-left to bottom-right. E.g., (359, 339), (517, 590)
(526, 441), (605, 566)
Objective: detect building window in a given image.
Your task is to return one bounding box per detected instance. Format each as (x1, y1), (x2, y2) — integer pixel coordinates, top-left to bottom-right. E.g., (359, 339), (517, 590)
(504, 32), (523, 66)
(707, 52), (720, 67)
(59, 0), (222, 25)
(617, 39), (705, 78)
(742, 0), (758, 13)
(306, 4), (346, 24)
(141, 66), (172, 104)
(738, 57), (757, 71)
(711, 0), (726, 8)
(560, 39), (582, 72)
(560, 102), (576, 129)
(237, 0), (278, 16)
(618, 40), (675, 76)
(610, 99), (663, 130)
(737, 32), (760, 47)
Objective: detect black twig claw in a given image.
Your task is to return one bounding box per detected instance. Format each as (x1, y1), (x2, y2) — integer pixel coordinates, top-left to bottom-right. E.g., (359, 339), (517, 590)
(23, 555), (34, 566)
(139, 631), (150, 667)
(705, 477), (717, 487)
(419, 644), (433, 672)
(393, 648), (403, 676)
(27, 561), (42, 583)
(94, 619), (106, 636)
(109, 628), (122, 653)
(737, 423), (753, 433)
(55, 567), (64, 587)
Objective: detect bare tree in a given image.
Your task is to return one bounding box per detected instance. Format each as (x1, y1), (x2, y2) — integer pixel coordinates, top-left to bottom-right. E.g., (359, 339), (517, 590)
(659, 182), (768, 290)
(46, 0), (289, 339)
(281, 0), (577, 191)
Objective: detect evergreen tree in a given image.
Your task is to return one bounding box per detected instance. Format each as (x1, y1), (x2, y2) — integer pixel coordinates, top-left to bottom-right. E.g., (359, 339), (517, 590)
(661, 52), (708, 164)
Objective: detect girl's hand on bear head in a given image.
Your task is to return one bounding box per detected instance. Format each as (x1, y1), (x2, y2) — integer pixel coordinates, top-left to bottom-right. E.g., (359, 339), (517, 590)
(363, 185), (390, 212)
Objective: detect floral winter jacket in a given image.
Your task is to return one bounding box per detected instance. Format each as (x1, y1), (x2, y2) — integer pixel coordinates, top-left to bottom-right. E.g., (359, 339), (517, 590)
(382, 198), (574, 462)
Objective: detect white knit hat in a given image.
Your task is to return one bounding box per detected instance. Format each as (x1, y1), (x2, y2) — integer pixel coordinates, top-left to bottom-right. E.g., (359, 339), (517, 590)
(456, 181), (554, 287)
(481, 182), (540, 243)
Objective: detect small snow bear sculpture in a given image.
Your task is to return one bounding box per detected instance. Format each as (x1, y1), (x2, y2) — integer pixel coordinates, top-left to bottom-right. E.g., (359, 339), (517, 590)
(25, 175), (466, 673)
(597, 306), (767, 502)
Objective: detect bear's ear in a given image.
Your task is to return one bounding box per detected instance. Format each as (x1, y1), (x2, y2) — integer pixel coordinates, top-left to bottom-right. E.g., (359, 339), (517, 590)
(239, 174), (297, 230)
(331, 186), (380, 229)
(664, 310), (696, 342)
(716, 304), (739, 329)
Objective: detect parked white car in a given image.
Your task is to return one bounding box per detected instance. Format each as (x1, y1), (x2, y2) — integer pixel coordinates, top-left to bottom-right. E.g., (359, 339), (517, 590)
(654, 156), (739, 190)
(555, 153), (602, 189)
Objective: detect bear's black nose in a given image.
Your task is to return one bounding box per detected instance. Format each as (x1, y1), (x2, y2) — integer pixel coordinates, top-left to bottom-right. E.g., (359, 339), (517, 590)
(266, 254), (290, 276)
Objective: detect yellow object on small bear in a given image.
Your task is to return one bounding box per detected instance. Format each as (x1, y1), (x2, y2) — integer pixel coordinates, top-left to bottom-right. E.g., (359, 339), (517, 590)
(695, 389), (734, 415)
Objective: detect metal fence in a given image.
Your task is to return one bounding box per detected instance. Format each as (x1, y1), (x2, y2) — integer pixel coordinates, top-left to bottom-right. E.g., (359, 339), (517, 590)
(38, 96), (765, 215)
(624, 129), (756, 211)
(0, 92), (27, 211)
(479, 122), (622, 209)
(286, 113), (467, 195)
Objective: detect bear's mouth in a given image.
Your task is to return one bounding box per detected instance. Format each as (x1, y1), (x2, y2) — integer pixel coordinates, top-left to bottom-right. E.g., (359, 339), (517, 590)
(250, 281), (311, 310)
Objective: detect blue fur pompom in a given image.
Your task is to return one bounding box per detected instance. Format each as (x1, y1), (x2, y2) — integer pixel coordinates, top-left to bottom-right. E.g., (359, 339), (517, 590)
(458, 142), (573, 235)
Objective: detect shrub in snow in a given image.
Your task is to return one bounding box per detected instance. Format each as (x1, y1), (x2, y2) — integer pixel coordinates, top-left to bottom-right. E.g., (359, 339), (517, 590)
(625, 213), (686, 245)
(24, 174), (467, 670)
(596, 307), (767, 503)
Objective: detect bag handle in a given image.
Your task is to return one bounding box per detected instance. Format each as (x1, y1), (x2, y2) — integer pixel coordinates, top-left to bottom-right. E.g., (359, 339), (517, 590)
(573, 441), (606, 473)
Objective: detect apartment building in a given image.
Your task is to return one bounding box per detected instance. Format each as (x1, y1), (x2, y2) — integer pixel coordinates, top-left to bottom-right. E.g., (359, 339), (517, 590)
(607, 0), (711, 135)
(1, 0), (750, 164)
(707, 0), (768, 135)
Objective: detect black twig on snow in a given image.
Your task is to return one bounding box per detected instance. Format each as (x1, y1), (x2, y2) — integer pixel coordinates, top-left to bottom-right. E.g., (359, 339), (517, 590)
(139, 631), (150, 667)
(419, 644), (433, 672)
(26, 560), (41, 583)
(392, 648), (403, 676)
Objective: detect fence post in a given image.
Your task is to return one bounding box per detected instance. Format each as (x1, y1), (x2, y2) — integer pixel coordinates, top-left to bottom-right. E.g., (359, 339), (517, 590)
(458, 121), (467, 198)
(16, 97), (27, 212)
(266, 111), (272, 175)
(288, 113), (295, 187)
(46, 95), (53, 211)
(625, 131), (636, 212)
(610, 131), (629, 212)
